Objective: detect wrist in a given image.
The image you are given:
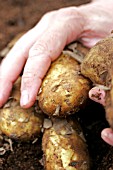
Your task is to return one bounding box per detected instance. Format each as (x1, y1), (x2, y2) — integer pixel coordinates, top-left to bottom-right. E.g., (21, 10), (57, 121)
(79, 0), (113, 32)
(77, 1), (113, 47)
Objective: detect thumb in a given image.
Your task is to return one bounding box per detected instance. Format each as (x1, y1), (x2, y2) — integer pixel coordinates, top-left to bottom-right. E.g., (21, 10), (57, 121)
(101, 128), (113, 146)
(89, 86), (106, 105)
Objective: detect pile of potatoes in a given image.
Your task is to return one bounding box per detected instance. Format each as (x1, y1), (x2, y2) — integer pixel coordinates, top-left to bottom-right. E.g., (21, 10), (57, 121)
(2, 34), (113, 169)
(0, 38), (91, 170)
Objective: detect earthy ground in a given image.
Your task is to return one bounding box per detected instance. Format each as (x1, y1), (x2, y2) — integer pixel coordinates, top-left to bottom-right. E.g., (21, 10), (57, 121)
(0, 0), (113, 170)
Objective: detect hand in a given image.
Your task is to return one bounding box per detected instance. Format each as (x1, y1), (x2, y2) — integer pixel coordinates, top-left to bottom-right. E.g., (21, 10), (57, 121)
(89, 87), (113, 146)
(0, 0), (113, 109)
(0, 7), (85, 108)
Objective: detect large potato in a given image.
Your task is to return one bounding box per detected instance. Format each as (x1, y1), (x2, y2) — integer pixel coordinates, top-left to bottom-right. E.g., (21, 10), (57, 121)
(0, 78), (44, 140)
(38, 52), (91, 117)
(42, 117), (90, 170)
(81, 36), (113, 128)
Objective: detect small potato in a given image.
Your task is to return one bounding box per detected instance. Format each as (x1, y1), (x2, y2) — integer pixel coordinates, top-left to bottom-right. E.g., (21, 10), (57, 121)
(42, 118), (90, 170)
(81, 37), (113, 128)
(0, 78), (44, 140)
(38, 53), (91, 117)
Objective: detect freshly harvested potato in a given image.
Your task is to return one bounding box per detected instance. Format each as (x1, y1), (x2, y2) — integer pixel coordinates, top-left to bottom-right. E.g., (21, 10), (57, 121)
(38, 51), (91, 117)
(42, 117), (90, 170)
(0, 78), (44, 140)
(105, 68), (113, 128)
(81, 36), (113, 128)
(81, 37), (113, 86)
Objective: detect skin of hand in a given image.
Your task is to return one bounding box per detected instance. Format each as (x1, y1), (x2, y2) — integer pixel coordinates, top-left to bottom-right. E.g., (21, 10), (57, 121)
(0, 0), (113, 145)
(89, 87), (113, 146)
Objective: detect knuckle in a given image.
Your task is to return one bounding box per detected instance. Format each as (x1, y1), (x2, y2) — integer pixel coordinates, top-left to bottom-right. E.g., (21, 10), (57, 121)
(22, 72), (33, 79)
(21, 73), (36, 88)
(43, 10), (57, 20)
(22, 73), (33, 82)
(29, 42), (48, 58)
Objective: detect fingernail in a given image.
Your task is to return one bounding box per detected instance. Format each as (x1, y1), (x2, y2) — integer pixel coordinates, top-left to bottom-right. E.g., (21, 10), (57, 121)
(89, 87), (105, 105)
(102, 131), (113, 146)
(21, 90), (29, 106)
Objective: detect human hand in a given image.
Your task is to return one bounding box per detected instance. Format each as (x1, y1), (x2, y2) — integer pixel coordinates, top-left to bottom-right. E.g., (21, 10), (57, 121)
(89, 87), (113, 146)
(0, 7), (85, 108)
(0, 0), (113, 109)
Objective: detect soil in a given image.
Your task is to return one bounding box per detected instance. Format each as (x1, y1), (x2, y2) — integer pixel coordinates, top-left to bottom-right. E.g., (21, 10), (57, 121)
(0, 0), (113, 170)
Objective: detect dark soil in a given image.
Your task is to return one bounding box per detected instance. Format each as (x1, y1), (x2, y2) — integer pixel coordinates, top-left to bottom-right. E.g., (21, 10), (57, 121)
(0, 0), (113, 170)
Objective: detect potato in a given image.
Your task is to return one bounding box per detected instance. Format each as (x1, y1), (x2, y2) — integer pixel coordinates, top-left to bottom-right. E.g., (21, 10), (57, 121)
(42, 117), (90, 170)
(38, 52), (91, 117)
(0, 78), (44, 140)
(81, 36), (113, 128)
(81, 37), (113, 86)
(105, 69), (113, 128)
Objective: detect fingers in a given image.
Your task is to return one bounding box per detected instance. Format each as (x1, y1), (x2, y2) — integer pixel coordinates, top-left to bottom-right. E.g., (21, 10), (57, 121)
(101, 128), (113, 146)
(0, 7), (85, 108)
(0, 11), (57, 107)
(79, 37), (103, 48)
(0, 27), (46, 107)
(0, 78), (13, 107)
(20, 28), (68, 108)
(89, 87), (106, 106)
(19, 7), (86, 108)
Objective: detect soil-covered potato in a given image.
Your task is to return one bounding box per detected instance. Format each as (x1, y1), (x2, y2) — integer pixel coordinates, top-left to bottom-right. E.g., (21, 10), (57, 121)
(81, 37), (113, 86)
(38, 52), (91, 117)
(81, 36), (113, 128)
(0, 78), (44, 140)
(42, 118), (90, 170)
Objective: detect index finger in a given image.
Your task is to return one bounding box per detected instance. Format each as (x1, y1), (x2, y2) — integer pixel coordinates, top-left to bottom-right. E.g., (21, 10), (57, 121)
(0, 11), (58, 107)
(20, 27), (68, 108)
(0, 27), (44, 107)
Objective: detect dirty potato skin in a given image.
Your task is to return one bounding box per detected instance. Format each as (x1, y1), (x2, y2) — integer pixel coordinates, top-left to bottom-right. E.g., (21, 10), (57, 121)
(81, 36), (113, 128)
(104, 68), (113, 129)
(81, 37), (113, 86)
(42, 118), (90, 170)
(0, 78), (44, 140)
(38, 53), (91, 117)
